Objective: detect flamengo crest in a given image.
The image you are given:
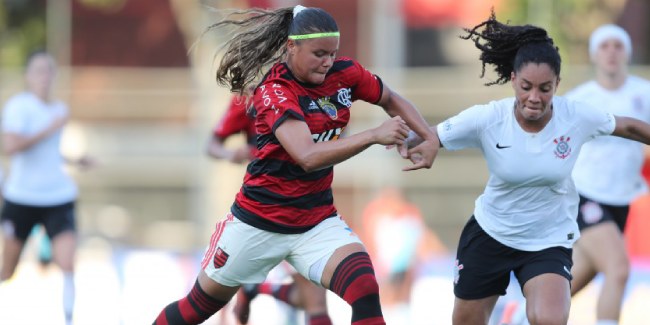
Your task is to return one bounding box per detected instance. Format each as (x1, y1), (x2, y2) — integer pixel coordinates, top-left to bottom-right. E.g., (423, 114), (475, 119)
(337, 88), (352, 107)
(213, 247), (229, 268)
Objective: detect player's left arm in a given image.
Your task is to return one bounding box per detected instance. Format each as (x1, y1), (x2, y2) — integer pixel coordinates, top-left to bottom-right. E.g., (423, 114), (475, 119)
(613, 116), (650, 144)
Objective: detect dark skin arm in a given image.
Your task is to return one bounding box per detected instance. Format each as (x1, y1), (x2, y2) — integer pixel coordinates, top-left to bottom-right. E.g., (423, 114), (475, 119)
(401, 115), (650, 160)
(612, 116), (650, 144)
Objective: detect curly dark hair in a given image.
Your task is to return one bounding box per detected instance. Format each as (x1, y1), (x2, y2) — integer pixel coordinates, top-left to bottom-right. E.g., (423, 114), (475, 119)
(461, 10), (561, 86)
(201, 7), (338, 95)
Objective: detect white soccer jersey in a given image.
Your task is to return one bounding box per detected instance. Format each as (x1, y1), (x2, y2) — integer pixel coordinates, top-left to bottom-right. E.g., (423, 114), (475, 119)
(437, 96), (615, 251)
(2, 92), (77, 206)
(566, 76), (650, 205)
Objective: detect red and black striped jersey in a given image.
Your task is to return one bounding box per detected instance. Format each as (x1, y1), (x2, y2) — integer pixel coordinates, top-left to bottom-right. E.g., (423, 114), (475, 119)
(231, 57), (384, 233)
(212, 95), (256, 146)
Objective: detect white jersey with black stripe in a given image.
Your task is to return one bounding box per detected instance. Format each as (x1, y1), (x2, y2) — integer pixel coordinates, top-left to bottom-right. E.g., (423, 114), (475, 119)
(566, 76), (650, 206)
(437, 96), (615, 251)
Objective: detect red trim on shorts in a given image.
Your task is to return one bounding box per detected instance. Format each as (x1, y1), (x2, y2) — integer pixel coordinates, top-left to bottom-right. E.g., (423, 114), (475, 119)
(201, 214), (234, 269)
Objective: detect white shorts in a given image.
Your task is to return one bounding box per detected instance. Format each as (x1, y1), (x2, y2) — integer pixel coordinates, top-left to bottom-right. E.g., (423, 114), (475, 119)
(201, 213), (362, 287)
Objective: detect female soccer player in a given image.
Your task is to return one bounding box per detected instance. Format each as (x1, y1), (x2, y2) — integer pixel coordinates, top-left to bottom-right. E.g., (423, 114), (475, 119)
(153, 5), (437, 325)
(403, 11), (650, 325)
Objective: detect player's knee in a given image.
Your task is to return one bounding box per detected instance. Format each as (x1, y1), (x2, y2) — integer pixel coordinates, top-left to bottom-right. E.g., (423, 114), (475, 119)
(527, 307), (569, 325)
(605, 260), (630, 286)
(302, 286), (328, 313)
(1, 263), (19, 280)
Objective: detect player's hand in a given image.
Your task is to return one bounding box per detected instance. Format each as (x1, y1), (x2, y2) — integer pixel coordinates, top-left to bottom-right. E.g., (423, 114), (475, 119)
(46, 114), (69, 135)
(71, 155), (97, 171)
(371, 116), (410, 146)
(230, 147), (252, 164)
(402, 137), (440, 171)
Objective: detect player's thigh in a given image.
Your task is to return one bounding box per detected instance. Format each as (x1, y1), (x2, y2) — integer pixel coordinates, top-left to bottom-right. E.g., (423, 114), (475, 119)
(578, 221), (629, 273)
(286, 216), (363, 286)
(292, 273), (328, 311)
(1, 200), (40, 242)
(50, 231), (76, 271)
(570, 242), (597, 295)
(201, 213), (291, 287)
(452, 296), (499, 325)
(42, 201), (76, 239)
(522, 273), (571, 324)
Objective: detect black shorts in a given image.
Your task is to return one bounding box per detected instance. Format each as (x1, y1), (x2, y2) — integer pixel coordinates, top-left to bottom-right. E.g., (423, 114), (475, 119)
(454, 216), (573, 300)
(577, 195), (629, 232)
(0, 199), (76, 242)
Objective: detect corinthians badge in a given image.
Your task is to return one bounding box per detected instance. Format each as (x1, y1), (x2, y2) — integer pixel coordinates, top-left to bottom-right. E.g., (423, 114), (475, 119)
(553, 135), (572, 159)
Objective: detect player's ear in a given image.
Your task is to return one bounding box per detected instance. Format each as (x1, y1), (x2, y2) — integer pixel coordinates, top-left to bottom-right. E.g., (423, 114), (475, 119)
(287, 39), (297, 56)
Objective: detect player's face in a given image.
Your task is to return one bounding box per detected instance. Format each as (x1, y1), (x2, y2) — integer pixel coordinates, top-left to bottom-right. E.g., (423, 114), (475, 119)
(593, 38), (628, 77)
(287, 36), (339, 85)
(511, 62), (559, 130)
(25, 54), (56, 98)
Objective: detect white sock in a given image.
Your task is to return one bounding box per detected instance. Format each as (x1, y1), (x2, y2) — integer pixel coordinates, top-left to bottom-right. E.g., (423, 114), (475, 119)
(62, 272), (75, 324)
(595, 320), (618, 325)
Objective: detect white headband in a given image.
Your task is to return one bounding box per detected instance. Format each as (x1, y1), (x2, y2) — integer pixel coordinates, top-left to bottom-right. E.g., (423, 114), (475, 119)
(293, 5), (307, 18)
(589, 24), (632, 59)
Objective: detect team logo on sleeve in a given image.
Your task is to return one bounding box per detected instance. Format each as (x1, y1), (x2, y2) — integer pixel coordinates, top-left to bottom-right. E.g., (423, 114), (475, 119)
(443, 120), (452, 131)
(213, 247), (229, 268)
(553, 135), (572, 159)
(316, 97), (338, 120)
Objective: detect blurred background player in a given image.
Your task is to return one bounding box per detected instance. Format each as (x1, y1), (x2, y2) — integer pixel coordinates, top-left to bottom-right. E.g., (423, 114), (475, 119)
(0, 51), (93, 325)
(564, 24), (650, 325)
(208, 90), (332, 324)
(360, 187), (446, 323)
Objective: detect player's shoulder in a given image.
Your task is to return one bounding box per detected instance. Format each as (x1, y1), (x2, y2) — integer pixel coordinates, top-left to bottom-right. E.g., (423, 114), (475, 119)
(257, 68), (297, 96)
(627, 75), (650, 90)
(5, 92), (32, 106)
(3, 92), (37, 114)
(473, 97), (514, 118)
(556, 95), (606, 125)
(260, 62), (294, 86)
(564, 80), (599, 100)
(329, 57), (359, 73)
(447, 98), (512, 131)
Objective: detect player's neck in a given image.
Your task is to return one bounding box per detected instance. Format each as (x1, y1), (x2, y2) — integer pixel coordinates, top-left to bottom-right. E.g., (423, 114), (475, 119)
(596, 70), (627, 91)
(30, 89), (52, 103)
